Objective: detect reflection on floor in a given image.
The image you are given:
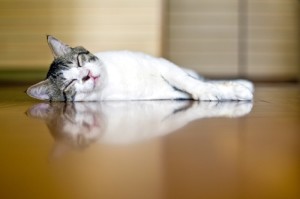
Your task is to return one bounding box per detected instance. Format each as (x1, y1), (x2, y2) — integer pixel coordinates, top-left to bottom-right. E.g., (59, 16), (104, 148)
(0, 84), (299, 199)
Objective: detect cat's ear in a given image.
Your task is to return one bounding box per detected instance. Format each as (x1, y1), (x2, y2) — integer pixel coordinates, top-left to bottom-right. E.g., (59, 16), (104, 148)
(26, 79), (51, 100)
(47, 35), (72, 58)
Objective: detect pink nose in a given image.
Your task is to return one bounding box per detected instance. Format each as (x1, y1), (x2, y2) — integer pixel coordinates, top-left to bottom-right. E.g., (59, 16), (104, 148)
(82, 70), (100, 82)
(89, 72), (100, 80)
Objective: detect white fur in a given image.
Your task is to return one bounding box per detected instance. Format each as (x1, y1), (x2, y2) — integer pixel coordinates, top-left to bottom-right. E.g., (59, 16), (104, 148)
(68, 51), (253, 101)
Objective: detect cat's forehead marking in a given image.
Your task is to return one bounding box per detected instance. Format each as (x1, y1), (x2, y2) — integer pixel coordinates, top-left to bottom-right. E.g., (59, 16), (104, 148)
(72, 46), (89, 54)
(47, 59), (69, 78)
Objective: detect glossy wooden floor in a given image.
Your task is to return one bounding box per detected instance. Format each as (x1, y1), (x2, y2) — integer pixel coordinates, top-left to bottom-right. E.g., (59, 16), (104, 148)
(0, 84), (299, 199)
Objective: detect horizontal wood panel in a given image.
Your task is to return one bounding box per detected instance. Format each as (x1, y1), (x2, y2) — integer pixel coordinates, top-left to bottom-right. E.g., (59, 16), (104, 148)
(0, 0), (159, 8)
(169, 0), (238, 13)
(249, 27), (299, 40)
(169, 13), (238, 26)
(0, 16), (159, 26)
(169, 40), (238, 52)
(169, 27), (238, 39)
(169, 52), (239, 76)
(247, 63), (299, 78)
(249, 1), (299, 13)
(248, 14), (299, 27)
(248, 41), (299, 53)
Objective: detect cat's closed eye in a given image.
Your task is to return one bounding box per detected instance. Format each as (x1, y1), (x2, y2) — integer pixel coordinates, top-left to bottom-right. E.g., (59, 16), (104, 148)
(77, 55), (83, 67)
(77, 51), (90, 67)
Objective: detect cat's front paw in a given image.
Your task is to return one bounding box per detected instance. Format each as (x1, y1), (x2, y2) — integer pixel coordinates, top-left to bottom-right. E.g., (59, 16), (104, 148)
(197, 81), (254, 101)
(232, 83), (253, 101)
(197, 86), (224, 101)
(234, 80), (254, 93)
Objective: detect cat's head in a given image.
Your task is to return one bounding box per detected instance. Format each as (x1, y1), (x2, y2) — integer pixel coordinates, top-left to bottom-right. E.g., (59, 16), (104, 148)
(26, 35), (106, 101)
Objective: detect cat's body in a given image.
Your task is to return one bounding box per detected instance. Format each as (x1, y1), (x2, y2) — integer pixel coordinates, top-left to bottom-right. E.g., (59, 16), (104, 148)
(26, 36), (254, 101)
(92, 51), (199, 101)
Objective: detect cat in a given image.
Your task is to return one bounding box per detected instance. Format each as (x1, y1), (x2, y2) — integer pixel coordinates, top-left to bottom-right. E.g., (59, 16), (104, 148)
(26, 35), (254, 102)
(26, 101), (253, 152)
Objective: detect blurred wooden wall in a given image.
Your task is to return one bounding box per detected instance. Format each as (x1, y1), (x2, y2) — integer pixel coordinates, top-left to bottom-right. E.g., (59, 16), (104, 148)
(247, 0), (300, 80)
(165, 0), (300, 80)
(0, 0), (163, 69)
(165, 0), (240, 76)
(0, 0), (299, 81)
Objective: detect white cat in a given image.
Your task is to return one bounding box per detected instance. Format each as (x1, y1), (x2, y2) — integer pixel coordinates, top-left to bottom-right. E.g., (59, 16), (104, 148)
(26, 35), (254, 101)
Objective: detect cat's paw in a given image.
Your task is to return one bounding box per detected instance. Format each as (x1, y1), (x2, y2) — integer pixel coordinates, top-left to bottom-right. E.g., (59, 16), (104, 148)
(232, 83), (253, 101)
(197, 81), (254, 101)
(195, 85), (221, 101)
(234, 80), (254, 93)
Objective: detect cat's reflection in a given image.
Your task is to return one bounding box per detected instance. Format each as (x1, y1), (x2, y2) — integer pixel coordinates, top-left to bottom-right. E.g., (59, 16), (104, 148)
(26, 101), (252, 156)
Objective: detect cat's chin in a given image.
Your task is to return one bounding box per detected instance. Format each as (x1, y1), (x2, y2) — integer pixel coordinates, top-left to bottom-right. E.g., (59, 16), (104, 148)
(75, 81), (99, 94)
(73, 91), (99, 101)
